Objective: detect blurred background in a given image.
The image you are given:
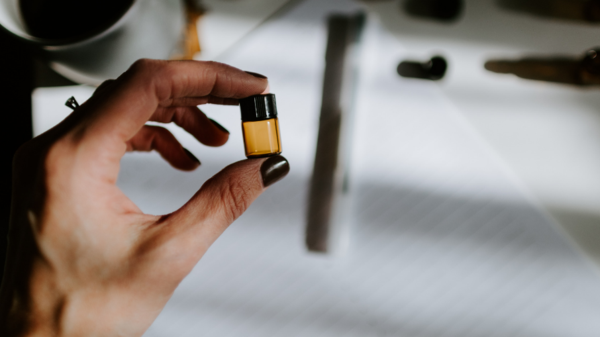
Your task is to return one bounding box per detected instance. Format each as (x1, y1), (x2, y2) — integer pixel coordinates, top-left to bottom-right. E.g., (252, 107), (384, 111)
(4, 0), (600, 335)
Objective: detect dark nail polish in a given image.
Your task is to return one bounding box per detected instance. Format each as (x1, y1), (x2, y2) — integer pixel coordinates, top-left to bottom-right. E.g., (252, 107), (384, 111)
(183, 148), (201, 164)
(245, 71), (268, 79)
(260, 155), (289, 188)
(209, 118), (230, 134)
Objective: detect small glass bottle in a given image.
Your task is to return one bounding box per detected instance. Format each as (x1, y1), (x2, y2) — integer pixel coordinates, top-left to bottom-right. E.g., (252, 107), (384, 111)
(239, 94), (282, 158)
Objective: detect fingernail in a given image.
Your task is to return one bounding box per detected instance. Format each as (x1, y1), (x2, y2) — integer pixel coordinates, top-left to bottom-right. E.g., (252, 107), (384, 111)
(260, 155), (289, 188)
(183, 148), (201, 165)
(209, 118), (230, 134)
(245, 71), (268, 79)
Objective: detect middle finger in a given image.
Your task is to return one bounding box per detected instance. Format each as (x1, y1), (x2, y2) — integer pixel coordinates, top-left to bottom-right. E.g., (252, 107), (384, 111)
(150, 106), (230, 147)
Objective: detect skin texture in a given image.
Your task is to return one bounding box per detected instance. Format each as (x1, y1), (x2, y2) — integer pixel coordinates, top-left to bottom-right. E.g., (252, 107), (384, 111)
(0, 59), (286, 336)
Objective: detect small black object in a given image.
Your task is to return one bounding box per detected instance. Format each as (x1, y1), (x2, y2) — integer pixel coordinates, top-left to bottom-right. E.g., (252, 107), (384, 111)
(65, 96), (80, 110)
(239, 94), (278, 122)
(582, 48), (600, 75)
(403, 0), (463, 22)
(397, 56), (448, 81)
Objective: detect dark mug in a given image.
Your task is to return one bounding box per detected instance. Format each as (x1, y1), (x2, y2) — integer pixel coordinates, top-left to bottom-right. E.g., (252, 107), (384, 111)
(0, 0), (185, 85)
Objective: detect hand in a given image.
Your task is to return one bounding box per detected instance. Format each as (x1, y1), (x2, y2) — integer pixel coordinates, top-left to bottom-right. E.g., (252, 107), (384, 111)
(0, 60), (290, 337)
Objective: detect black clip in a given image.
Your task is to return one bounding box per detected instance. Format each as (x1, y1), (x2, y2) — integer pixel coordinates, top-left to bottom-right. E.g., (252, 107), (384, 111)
(65, 96), (80, 110)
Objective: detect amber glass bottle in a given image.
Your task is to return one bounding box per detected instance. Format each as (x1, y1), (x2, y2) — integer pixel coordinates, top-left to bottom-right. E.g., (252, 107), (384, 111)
(239, 94), (282, 158)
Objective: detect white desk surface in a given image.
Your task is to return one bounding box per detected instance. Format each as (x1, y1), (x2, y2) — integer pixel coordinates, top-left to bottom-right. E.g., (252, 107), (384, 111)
(31, 0), (600, 335)
(362, 0), (600, 264)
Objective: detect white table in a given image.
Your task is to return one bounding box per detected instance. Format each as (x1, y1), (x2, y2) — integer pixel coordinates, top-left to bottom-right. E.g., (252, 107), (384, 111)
(363, 0), (600, 265)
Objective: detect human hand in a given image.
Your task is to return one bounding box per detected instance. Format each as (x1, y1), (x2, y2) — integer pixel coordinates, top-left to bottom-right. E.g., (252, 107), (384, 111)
(0, 60), (289, 337)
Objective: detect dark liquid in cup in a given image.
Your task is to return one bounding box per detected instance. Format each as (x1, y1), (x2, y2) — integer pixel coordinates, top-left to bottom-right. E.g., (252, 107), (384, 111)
(20, 0), (134, 41)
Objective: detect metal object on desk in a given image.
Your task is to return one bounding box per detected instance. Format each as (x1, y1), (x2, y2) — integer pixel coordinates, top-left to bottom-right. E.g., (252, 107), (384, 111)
(403, 0), (463, 23)
(397, 55), (448, 81)
(485, 47), (600, 86)
(306, 12), (365, 254)
(0, 0), (185, 86)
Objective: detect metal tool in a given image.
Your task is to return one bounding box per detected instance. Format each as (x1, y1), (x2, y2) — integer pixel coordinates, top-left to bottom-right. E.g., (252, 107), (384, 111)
(485, 47), (600, 86)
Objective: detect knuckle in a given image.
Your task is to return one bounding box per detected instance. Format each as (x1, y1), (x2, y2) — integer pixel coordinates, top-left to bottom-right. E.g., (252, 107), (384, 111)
(130, 58), (159, 73)
(198, 61), (218, 78)
(218, 176), (252, 222)
(92, 79), (116, 96)
(129, 59), (173, 101)
(202, 60), (219, 68)
(126, 59), (155, 87)
(128, 59), (165, 84)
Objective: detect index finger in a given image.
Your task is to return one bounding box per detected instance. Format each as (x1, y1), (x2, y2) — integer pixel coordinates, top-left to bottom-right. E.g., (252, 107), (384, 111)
(83, 59), (268, 143)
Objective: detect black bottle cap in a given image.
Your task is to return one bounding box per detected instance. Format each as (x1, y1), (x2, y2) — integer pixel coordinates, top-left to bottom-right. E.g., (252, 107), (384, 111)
(239, 94), (278, 122)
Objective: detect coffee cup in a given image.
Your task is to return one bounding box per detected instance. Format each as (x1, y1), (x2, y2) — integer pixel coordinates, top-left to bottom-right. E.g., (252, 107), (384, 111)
(0, 0), (185, 85)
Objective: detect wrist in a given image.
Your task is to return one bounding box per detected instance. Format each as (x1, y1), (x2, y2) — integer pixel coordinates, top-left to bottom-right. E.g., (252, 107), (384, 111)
(3, 279), (161, 337)
(1, 262), (65, 337)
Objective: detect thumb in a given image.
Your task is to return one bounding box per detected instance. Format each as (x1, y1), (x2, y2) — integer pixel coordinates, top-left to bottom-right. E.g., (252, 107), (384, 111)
(164, 155), (289, 250)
